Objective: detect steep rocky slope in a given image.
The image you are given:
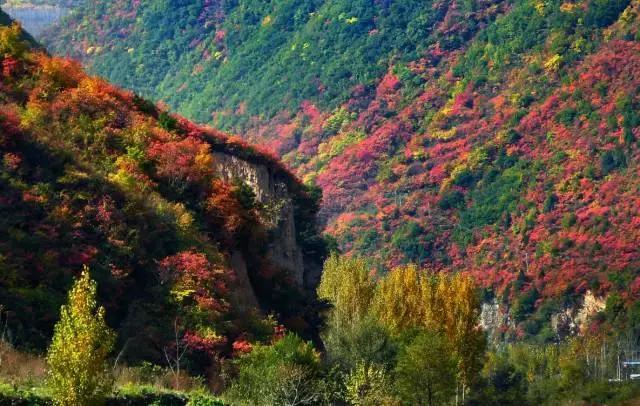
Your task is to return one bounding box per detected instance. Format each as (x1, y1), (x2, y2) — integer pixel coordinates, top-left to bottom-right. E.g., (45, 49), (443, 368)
(0, 14), (325, 368)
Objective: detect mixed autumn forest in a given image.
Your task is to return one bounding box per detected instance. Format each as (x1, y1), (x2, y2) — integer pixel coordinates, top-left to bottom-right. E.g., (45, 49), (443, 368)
(1, 0), (640, 404)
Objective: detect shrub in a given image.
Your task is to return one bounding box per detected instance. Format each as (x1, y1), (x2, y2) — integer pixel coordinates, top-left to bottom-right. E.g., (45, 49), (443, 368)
(438, 190), (465, 210)
(600, 148), (627, 176)
(323, 317), (396, 373)
(223, 334), (322, 406)
(46, 267), (116, 406)
(0, 23), (28, 58)
(345, 363), (397, 405)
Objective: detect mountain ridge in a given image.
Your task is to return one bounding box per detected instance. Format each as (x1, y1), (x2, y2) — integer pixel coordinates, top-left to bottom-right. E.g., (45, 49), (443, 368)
(40, 0), (640, 340)
(0, 12), (325, 366)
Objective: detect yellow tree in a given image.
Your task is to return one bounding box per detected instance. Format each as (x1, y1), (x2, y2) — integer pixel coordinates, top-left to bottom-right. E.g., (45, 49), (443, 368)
(372, 264), (425, 334)
(47, 267), (115, 406)
(444, 274), (486, 402)
(318, 254), (395, 391)
(372, 268), (485, 400)
(317, 253), (375, 329)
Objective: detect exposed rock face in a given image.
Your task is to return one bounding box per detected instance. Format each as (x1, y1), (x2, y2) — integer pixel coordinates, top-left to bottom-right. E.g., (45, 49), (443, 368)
(228, 250), (260, 311)
(481, 291), (607, 342)
(480, 299), (514, 344)
(551, 291), (606, 339)
(212, 152), (307, 287)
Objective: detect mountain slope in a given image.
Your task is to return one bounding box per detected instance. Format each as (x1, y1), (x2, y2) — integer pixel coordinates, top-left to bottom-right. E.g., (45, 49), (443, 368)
(44, 0), (640, 340)
(0, 14), (324, 366)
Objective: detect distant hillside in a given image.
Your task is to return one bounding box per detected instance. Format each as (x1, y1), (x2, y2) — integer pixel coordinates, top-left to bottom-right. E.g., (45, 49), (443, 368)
(1, 3), (68, 37)
(1, 0), (79, 6)
(44, 0), (640, 341)
(0, 13), (324, 369)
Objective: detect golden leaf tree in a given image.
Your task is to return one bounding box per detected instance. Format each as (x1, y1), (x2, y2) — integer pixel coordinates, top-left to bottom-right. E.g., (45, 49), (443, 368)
(372, 267), (486, 400)
(47, 266), (116, 406)
(317, 253), (375, 329)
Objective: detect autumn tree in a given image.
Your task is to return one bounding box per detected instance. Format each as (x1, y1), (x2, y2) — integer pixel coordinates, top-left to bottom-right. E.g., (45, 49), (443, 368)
(47, 267), (115, 406)
(430, 273), (486, 401)
(147, 136), (214, 188)
(318, 254), (396, 393)
(317, 253), (375, 329)
(372, 267), (486, 400)
(345, 362), (397, 405)
(158, 250), (230, 358)
(0, 22), (28, 58)
(372, 264), (425, 334)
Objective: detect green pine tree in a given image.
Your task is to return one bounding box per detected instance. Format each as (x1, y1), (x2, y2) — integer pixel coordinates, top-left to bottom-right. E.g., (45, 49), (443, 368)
(47, 266), (115, 406)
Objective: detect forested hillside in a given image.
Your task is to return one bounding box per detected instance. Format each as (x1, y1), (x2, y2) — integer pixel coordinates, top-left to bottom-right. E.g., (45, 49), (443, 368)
(0, 13), (324, 373)
(42, 0), (640, 341)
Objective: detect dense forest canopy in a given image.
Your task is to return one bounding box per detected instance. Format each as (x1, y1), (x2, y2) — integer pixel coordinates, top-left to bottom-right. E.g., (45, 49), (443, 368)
(41, 0), (640, 343)
(0, 15), (324, 365)
(2, 1), (640, 404)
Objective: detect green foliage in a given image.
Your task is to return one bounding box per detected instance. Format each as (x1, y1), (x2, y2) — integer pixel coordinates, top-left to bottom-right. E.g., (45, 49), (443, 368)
(0, 22), (29, 57)
(394, 331), (456, 406)
(231, 179), (257, 211)
(561, 212), (577, 229)
(600, 147), (627, 176)
(455, 161), (531, 246)
(323, 316), (396, 373)
(158, 112), (179, 133)
(0, 383), (49, 406)
(344, 362), (396, 406)
(317, 253), (375, 328)
(390, 221), (430, 263)
(512, 287), (540, 322)
(438, 189), (465, 210)
(223, 334), (323, 406)
(584, 0), (631, 28)
(46, 267), (116, 406)
(45, 0), (475, 129)
(186, 391), (226, 406)
(0, 384), (226, 406)
(471, 351), (527, 405)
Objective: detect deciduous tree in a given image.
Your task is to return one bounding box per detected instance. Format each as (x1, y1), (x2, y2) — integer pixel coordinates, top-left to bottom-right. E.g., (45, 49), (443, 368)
(47, 267), (115, 406)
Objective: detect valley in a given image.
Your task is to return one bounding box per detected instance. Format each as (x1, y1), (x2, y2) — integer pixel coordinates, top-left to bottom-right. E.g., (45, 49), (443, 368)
(1, 2), (67, 36)
(1, 0), (640, 404)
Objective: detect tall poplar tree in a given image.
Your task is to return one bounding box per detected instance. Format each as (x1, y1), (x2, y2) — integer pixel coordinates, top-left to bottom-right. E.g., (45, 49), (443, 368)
(47, 267), (115, 406)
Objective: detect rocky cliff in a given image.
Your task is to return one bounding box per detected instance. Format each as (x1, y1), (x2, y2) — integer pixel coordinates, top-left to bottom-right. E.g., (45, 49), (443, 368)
(481, 291), (607, 343)
(0, 15), (325, 353)
(213, 152), (306, 286)
(210, 150), (323, 316)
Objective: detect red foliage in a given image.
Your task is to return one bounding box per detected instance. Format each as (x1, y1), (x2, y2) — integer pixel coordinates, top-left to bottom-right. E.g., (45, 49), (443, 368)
(158, 250), (231, 315)
(2, 56), (20, 77)
(148, 136), (214, 184)
(232, 338), (253, 354)
(2, 152), (21, 171)
(183, 330), (227, 357)
(206, 179), (246, 239)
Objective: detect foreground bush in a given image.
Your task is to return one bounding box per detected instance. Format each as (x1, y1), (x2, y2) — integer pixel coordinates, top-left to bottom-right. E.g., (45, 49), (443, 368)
(224, 334), (325, 406)
(0, 389), (225, 406)
(46, 268), (116, 406)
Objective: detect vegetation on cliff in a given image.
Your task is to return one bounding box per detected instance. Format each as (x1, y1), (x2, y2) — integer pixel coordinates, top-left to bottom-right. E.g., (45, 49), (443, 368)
(0, 16), (324, 385)
(43, 0), (640, 340)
